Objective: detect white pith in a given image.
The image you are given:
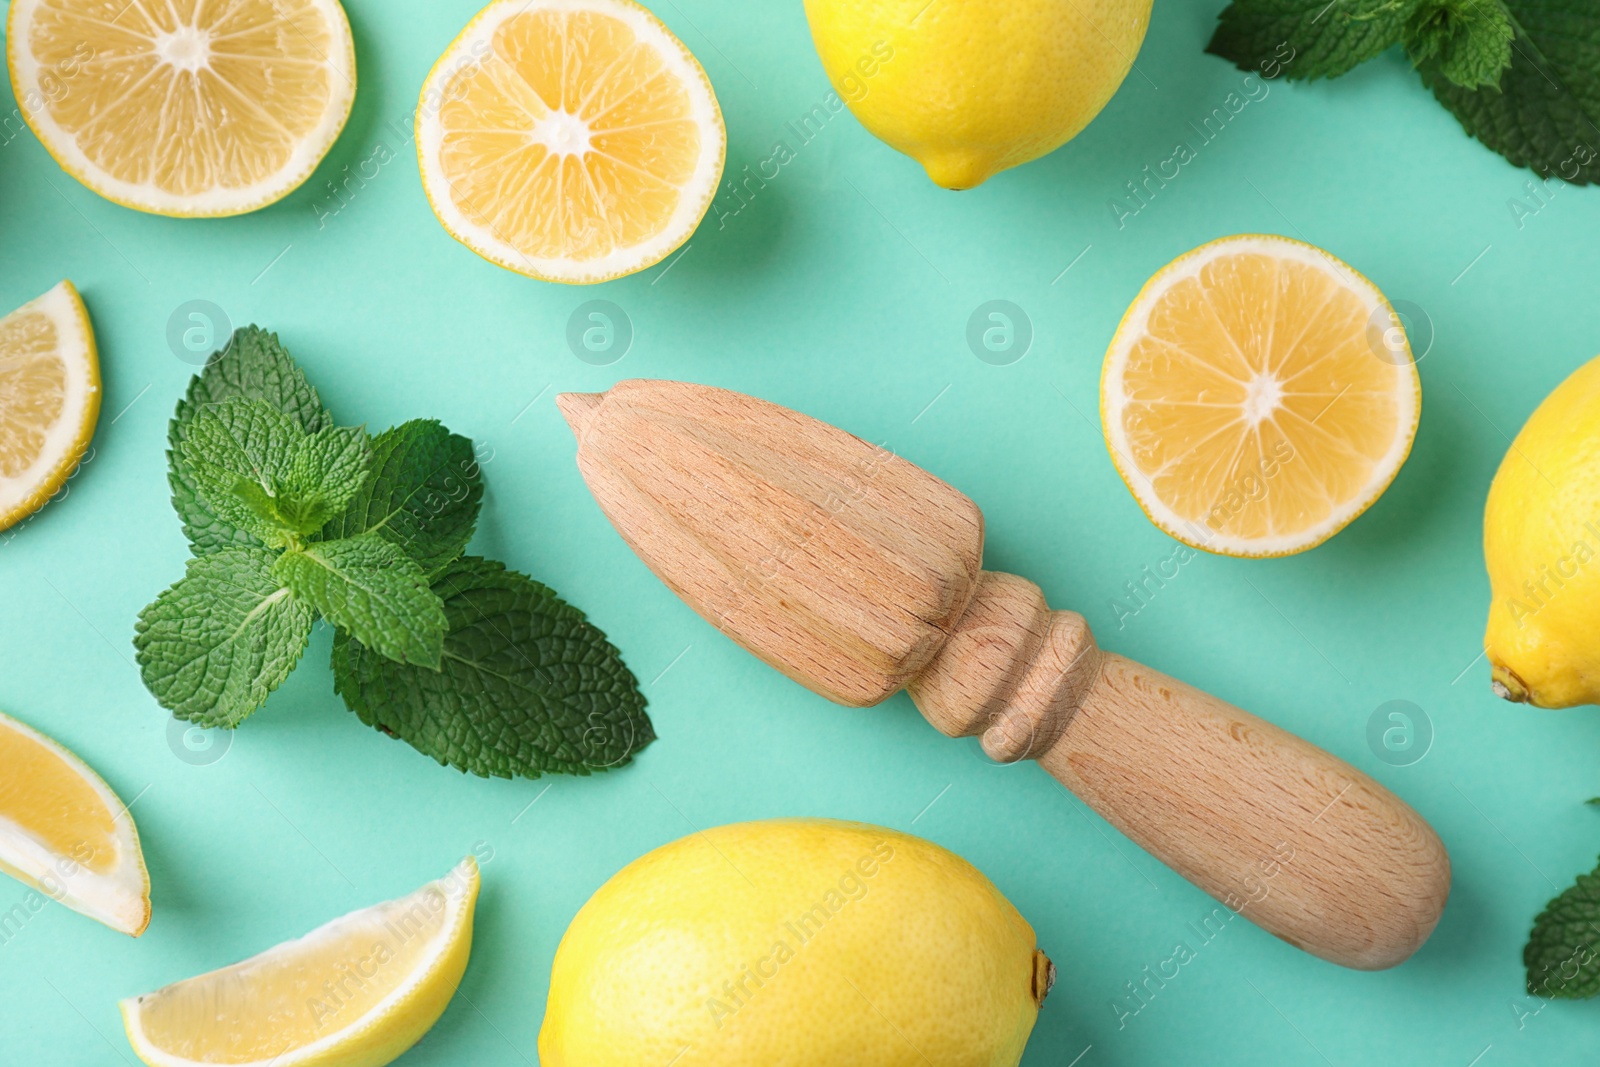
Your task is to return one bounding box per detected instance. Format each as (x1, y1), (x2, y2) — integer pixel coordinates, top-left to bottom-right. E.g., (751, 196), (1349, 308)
(121, 857), (479, 1067)
(0, 282), (97, 517)
(1241, 372), (1284, 425)
(534, 110), (595, 155)
(0, 709), (148, 936)
(7, 0), (357, 217)
(1101, 234), (1421, 558)
(154, 27), (212, 74)
(415, 0), (727, 284)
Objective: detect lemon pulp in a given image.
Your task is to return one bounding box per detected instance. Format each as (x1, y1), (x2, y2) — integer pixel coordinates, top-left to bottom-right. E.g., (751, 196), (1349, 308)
(1102, 235), (1420, 557)
(0, 709), (149, 936)
(0, 281), (99, 532)
(417, 0), (725, 283)
(8, 0), (355, 215)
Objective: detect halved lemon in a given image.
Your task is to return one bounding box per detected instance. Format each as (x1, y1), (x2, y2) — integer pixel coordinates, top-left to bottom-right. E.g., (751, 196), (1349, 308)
(123, 857), (480, 1067)
(0, 281), (100, 533)
(7, 0), (356, 217)
(1101, 234), (1421, 558)
(0, 708), (150, 936)
(417, 0), (726, 284)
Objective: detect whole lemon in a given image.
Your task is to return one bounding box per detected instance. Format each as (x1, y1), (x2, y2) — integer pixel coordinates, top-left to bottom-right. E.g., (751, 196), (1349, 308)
(1485, 354), (1600, 707)
(803, 0), (1152, 189)
(539, 819), (1052, 1066)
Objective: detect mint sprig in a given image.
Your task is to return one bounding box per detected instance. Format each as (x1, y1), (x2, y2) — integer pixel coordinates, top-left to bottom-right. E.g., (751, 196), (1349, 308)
(136, 329), (653, 779)
(1207, 0), (1600, 184)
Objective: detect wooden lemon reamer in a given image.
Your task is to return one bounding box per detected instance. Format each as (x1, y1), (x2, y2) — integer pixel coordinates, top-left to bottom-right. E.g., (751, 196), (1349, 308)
(558, 380), (1450, 970)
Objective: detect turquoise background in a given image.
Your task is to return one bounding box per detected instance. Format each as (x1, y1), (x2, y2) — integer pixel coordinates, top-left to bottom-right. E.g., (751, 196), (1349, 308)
(3, 0), (1599, 1063)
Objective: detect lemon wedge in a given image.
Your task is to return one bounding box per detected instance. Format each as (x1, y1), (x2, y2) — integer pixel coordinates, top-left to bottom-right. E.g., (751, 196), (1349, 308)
(0, 280), (99, 534)
(1101, 234), (1420, 558)
(416, 0), (726, 283)
(0, 709), (149, 936)
(7, 0), (356, 217)
(122, 858), (480, 1067)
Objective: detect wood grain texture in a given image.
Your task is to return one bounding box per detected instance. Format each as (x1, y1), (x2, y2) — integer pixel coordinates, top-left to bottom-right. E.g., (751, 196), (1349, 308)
(562, 380), (1451, 970)
(559, 381), (982, 705)
(1047, 654), (1446, 969)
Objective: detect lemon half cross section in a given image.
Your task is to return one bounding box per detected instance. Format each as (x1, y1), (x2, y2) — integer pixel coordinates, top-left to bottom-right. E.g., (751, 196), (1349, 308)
(123, 857), (480, 1067)
(417, 0), (726, 284)
(0, 709), (150, 936)
(0, 281), (100, 534)
(7, 0), (356, 217)
(1101, 234), (1420, 558)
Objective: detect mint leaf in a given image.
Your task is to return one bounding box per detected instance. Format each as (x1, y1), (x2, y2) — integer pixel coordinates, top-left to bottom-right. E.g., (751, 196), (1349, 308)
(276, 426), (372, 535)
(133, 549), (313, 728)
(275, 533), (446, 668)
(1406, 0), (1514, 89)
(331, 557), (654, 779)
(1207, 0), (1419, 80)
(177, 399), (371, 542)
(318, 421), (483, 575)
(169, 327), (333, 554)
(1526, 855), (1600, 997)
(1421, 0), (1600, 184)
(176, 398), (307, 546)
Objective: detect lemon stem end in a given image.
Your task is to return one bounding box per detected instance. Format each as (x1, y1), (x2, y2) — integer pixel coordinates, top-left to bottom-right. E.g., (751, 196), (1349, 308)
(1031, 949), (1055, 1008)
(1490, 664), (1529, 704)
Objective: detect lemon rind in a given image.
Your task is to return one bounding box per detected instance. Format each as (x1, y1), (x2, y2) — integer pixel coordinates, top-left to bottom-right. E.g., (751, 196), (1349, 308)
(1100, 233), (1422, 559)
(6, 0), (357, 218)
(120, 857), (479, 1067)
(0, 709), (150, 937)
(0, 280), (100, 531)
(415, 0), (727, 285)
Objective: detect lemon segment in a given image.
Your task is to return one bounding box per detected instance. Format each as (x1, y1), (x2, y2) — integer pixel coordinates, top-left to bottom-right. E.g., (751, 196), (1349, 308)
(0, 709), (150, 936)
(122, 857), (480, 1067)
(7, 0), (356, 217)
(1101, 234), (1421, 558)
(416, 0), (726, 284)
(0, 281), (100, 533)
